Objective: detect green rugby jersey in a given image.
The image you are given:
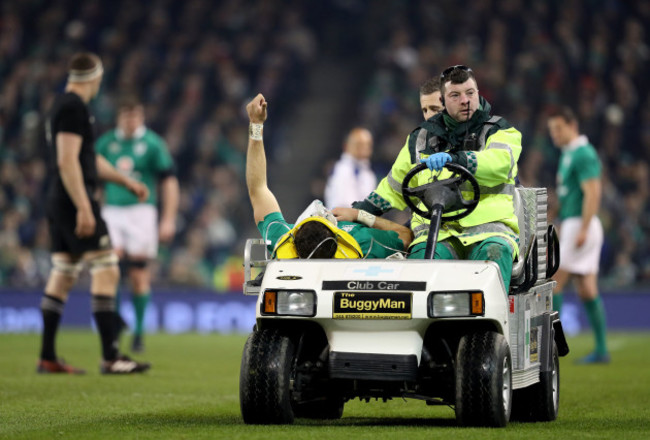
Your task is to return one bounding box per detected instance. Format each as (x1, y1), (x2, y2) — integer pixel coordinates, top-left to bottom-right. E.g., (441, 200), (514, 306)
(257, 212), (405, 258)
(96, 127), (173, 206)
(556, 135), (601, 220)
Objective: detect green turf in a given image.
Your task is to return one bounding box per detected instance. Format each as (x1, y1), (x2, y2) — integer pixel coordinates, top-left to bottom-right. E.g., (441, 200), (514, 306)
(1, 331), (649, 439)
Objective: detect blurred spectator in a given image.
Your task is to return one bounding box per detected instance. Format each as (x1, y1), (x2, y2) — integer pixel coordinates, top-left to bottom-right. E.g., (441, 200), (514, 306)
(324, 127), (376, 209)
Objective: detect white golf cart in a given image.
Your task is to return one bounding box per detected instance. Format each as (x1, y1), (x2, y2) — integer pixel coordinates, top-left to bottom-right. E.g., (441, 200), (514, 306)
(239, 163), (568, 427)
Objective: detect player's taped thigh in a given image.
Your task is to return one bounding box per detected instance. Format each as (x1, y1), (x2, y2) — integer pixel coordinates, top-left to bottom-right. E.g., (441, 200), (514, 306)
(87, 252), (120, 275)
(51, 255), (83, 278)
(46, 255), (83, 298)
(87, 252), (120, 295)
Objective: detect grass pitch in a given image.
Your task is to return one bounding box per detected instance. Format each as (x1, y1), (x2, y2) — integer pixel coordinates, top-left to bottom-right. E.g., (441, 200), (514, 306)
(1, 331), (649, 439)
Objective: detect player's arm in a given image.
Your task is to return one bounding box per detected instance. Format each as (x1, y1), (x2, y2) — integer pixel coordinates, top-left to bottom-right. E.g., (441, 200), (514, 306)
(577, 178), (601, 247)
(96, 154), (149, 202)
(372, 215), (413, 249)
(95, 154), (129, 184)
(332, 207), (413, 248)
(245, 93), (281, 224)
(159, 175), (180, 242)
(57, 132), (95, 237)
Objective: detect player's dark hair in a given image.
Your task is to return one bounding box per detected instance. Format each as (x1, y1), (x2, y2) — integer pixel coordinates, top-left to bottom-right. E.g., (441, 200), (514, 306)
(548, 106), (578, 125)
(294, 221), (337, 259)
(419, 77), (441, 96)
(68, 52), (101, 72)
(440, 65), (476, 96)
(117, 94), (143, 111)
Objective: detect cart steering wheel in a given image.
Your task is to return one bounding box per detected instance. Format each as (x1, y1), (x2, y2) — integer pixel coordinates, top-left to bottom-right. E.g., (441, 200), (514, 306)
(401, 162), (480, 221)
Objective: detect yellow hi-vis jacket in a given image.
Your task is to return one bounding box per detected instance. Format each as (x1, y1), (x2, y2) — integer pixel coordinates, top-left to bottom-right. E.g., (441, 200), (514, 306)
(353, 100), (521, 255)
(273, 217), (363, 259)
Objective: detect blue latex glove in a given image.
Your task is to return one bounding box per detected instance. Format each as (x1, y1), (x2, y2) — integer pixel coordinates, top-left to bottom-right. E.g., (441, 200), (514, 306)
(420, 153), (452, 171)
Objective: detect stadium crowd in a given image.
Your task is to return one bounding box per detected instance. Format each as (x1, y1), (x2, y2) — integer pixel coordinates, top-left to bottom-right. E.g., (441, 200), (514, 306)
(0, 0), (319, 288)
(1, 0), (649, 289)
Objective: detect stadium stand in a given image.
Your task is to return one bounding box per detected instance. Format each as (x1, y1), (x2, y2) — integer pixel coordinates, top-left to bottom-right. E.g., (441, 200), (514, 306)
(0, 0), (323, 288)
(1, 0), (649, 289)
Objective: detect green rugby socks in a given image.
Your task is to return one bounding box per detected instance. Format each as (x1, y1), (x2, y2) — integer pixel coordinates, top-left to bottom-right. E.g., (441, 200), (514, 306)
(132, 293), (151, 336)
(584, 297), (608, 356)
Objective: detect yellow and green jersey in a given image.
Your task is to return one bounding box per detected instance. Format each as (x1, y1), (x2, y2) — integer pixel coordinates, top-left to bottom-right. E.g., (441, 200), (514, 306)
(556, 135), (601, 220)
(257, 212), (406, 259)
(96, 126), (174, 206)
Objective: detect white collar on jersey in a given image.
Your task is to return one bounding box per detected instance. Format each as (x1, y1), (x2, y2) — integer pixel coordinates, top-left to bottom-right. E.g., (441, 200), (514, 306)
(116, 125), (147, 140)
(564, 134), (589, 151)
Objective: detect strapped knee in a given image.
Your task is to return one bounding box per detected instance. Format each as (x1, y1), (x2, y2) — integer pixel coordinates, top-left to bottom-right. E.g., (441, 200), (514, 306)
(51, 256), (83, 279)
(87, 252), (120, 274)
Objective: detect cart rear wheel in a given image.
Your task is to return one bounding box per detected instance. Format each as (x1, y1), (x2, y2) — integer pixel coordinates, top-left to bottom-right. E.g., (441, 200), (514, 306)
(511, 342), (560, 422)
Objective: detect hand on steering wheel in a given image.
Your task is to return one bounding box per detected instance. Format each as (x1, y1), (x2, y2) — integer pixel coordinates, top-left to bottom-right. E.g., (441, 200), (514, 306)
(420, 153), (452, 171)
(401, 162), (480, 221)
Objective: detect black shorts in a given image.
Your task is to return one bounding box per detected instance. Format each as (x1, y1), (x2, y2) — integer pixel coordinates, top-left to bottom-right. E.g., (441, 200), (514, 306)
(47, 198), (112, 255)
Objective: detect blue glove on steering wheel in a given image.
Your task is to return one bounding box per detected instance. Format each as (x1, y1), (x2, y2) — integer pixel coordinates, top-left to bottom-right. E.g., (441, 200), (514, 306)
(420, 153), (452, 171)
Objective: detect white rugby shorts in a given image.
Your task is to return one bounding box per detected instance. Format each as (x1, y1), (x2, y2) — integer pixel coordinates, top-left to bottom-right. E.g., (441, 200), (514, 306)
(102, 204), (158, 259)
(558, 216), (603, 275)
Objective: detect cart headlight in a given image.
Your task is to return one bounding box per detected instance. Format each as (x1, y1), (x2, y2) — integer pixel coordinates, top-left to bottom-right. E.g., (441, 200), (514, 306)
(428, 291), (484, 317)
(262, 290), (316, 316)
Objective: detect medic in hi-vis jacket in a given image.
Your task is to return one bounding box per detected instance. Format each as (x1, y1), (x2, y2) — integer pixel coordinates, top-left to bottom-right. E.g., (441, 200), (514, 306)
(354, 66), (522, 290)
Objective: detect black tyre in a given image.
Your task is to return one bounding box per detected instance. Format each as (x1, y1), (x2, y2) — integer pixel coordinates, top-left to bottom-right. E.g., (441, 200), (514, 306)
(455, 331), (512, 427)
(511, 342), (560, 422)
(239, 328), (296, 424)
(293, 397), (344, 420)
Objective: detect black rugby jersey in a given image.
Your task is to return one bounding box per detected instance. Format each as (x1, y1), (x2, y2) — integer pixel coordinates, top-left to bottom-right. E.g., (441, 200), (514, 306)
(45, 92), (98, 206)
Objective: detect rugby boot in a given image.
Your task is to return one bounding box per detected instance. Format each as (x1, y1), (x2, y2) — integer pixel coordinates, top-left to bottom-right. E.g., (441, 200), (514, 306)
(37, 358), (86, 375)
(575, 351), (610, 364)
(101, 354), (151, 374)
